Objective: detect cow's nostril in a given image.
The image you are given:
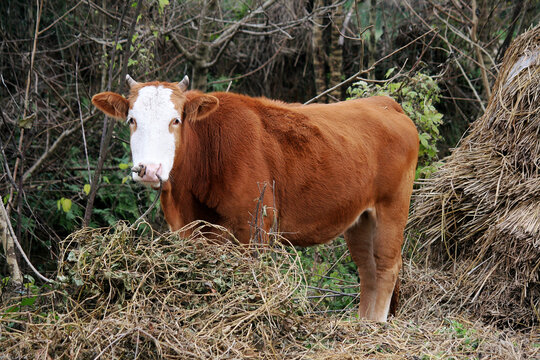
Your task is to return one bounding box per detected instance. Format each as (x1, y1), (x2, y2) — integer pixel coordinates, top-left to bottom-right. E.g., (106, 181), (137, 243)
(139, 164), (147, 177)
(131, 164), (146, 177)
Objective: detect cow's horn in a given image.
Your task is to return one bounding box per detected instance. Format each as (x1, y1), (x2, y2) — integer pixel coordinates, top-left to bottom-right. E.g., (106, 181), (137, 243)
(126, 74), (139, 88)
(178, 75), (189, 91)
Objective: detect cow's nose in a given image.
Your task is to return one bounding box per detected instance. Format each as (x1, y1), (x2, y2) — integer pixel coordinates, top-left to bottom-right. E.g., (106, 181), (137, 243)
(137, 163), (162, 183)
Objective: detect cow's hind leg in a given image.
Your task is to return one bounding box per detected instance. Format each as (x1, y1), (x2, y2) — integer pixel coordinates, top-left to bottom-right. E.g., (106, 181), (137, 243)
(344, 207), (403, 322)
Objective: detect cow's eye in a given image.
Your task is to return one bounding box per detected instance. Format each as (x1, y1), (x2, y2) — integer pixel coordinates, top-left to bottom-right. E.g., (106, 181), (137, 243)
(173, 118), (181, 125)
(127, 117), (135, 125)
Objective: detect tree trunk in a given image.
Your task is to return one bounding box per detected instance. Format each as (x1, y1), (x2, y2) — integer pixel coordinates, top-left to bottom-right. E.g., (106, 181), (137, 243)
(191, 0), (218, 91)
(312, 0), (327, 102)
(368, 0), (377, 79)
(328, 3), (344, 101)
(471, 0), (491, 99)
(496, 0), (525, 62)
(1, 200), (23, 287)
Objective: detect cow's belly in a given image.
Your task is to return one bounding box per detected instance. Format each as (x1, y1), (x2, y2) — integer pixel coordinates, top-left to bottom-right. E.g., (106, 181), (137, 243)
(278, 221), (350, 247)
(272, 164), (374, 247)
(276, 203), (366, 247)
(279, 228), (343, 247)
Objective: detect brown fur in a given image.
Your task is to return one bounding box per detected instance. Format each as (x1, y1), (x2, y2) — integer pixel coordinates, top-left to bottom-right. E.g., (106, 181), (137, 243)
(92, 84), (419, 321)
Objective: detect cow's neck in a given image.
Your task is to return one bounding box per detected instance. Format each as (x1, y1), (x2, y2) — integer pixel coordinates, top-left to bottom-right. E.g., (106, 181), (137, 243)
(159, 182), (184, 230)
(181, 117), (226, 209)
(160, 179), (221, 231)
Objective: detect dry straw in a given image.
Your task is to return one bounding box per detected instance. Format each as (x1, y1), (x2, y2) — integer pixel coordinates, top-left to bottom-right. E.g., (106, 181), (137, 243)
(407, 24), (540, 328)
(1, 222), (538, 359)
(2, 222), (310, 359)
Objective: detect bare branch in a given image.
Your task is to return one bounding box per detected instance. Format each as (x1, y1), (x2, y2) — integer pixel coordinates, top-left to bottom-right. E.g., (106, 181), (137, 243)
(2, 199), (53, 284)
(209, 0), (279, 49)
(208, 39), (287, 85)
(38, 0), (85, 35)
(23, 115), (93, 183)
(305, 28), (436, 104)
(11, 0), (43, 186)
(402, 0), (487, 110)
(170, 35), (200, 62)
(83, 1), (138, 226)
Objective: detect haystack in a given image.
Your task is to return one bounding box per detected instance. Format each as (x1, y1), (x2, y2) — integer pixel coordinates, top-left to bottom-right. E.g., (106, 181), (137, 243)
(407, 25), (540, 327)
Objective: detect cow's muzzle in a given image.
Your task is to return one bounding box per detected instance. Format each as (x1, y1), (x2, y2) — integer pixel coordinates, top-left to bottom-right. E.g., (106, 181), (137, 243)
(131, 163), (163, 186)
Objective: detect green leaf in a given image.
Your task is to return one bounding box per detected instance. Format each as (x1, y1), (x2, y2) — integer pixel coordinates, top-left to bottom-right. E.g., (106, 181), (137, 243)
(384, 67), (396, 79)
(20, 296), (37, 307)
(83, 184), (91, 195)
(116, 43), (122, 51)
(60, 198), (72, 213)
(418, 133), (430, 148)
(159, 0), (170, 12)
(119, 163), (130, 170)
(18, 113), (36, 129)
(5, 305), (20, 313)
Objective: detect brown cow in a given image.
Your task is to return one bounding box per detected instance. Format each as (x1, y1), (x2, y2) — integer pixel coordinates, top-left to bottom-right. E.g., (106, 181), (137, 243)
(92, 75), (419, 322)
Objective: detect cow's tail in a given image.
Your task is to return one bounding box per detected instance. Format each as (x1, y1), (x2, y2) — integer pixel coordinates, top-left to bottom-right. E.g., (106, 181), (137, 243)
(389, 277), (400, 317)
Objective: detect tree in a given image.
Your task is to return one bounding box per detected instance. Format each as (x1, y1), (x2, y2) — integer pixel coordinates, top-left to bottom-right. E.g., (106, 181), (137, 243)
(1, 200), (22, 287)
(170, 0), (279, 91)
(310, 0), (347, 102)
(312, 0), (327, 98)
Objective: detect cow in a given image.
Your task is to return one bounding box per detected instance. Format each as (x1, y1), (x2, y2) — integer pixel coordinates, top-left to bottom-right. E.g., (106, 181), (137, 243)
(91, 75), (419, 322)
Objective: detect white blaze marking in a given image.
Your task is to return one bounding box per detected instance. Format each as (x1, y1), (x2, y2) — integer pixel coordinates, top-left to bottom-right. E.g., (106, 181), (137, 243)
(129, 86), (179, 182)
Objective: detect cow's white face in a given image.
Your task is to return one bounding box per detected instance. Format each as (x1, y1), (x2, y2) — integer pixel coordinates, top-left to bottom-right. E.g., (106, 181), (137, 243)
(128, 85), (180, 186)
(92, 75), (219, 190)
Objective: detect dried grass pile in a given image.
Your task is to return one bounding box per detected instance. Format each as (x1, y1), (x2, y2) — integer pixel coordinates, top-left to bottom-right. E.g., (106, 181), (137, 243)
(3, 222), (309, 358)
(407, 25), (540, 327)
(1, 222), (538, 359)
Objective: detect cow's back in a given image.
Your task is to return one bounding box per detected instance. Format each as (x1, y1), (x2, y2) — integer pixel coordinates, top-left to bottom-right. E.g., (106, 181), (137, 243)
(253, 96), (418, 246)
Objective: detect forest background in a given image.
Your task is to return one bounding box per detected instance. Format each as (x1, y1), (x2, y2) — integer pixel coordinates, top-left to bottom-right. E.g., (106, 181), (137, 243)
(0, 0), (539, 298)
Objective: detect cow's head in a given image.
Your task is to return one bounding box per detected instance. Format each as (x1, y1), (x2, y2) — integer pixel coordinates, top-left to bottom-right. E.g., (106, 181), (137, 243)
(91, 75), (219, 188)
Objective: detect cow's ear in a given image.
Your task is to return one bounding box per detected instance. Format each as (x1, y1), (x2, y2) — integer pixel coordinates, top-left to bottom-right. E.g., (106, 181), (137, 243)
(92, 92), (129, 119)
(183, 93), (219, 122)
